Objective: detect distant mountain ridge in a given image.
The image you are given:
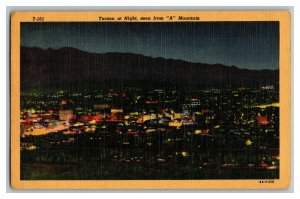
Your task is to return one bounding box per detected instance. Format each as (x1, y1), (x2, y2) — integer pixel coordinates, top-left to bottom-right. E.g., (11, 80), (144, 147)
(20, 47), (279, 90)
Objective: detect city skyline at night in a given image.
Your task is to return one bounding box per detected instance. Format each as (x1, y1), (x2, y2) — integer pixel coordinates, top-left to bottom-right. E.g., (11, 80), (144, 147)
(19, 21), (280, 181)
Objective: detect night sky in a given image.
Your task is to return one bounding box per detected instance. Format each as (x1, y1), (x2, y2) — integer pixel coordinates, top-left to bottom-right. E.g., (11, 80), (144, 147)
(21, 22), (279, 70)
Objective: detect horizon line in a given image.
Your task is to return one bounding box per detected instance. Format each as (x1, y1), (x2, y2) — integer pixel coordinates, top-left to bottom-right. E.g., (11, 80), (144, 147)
(21, 45), (280, 71)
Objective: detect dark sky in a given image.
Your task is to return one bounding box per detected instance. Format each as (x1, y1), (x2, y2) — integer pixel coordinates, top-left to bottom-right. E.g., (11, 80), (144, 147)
(21, 22), (279, 70)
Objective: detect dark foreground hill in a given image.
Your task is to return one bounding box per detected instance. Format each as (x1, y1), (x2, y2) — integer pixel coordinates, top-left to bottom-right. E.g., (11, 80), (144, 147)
(20, 47), (279, 90)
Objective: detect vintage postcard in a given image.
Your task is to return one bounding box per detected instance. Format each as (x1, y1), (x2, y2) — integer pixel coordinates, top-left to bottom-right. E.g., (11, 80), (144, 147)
(10, 11), (291, 189)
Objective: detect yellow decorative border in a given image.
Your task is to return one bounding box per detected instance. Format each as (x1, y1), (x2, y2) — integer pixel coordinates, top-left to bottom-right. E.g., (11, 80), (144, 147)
(10, 11), (291, 189)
